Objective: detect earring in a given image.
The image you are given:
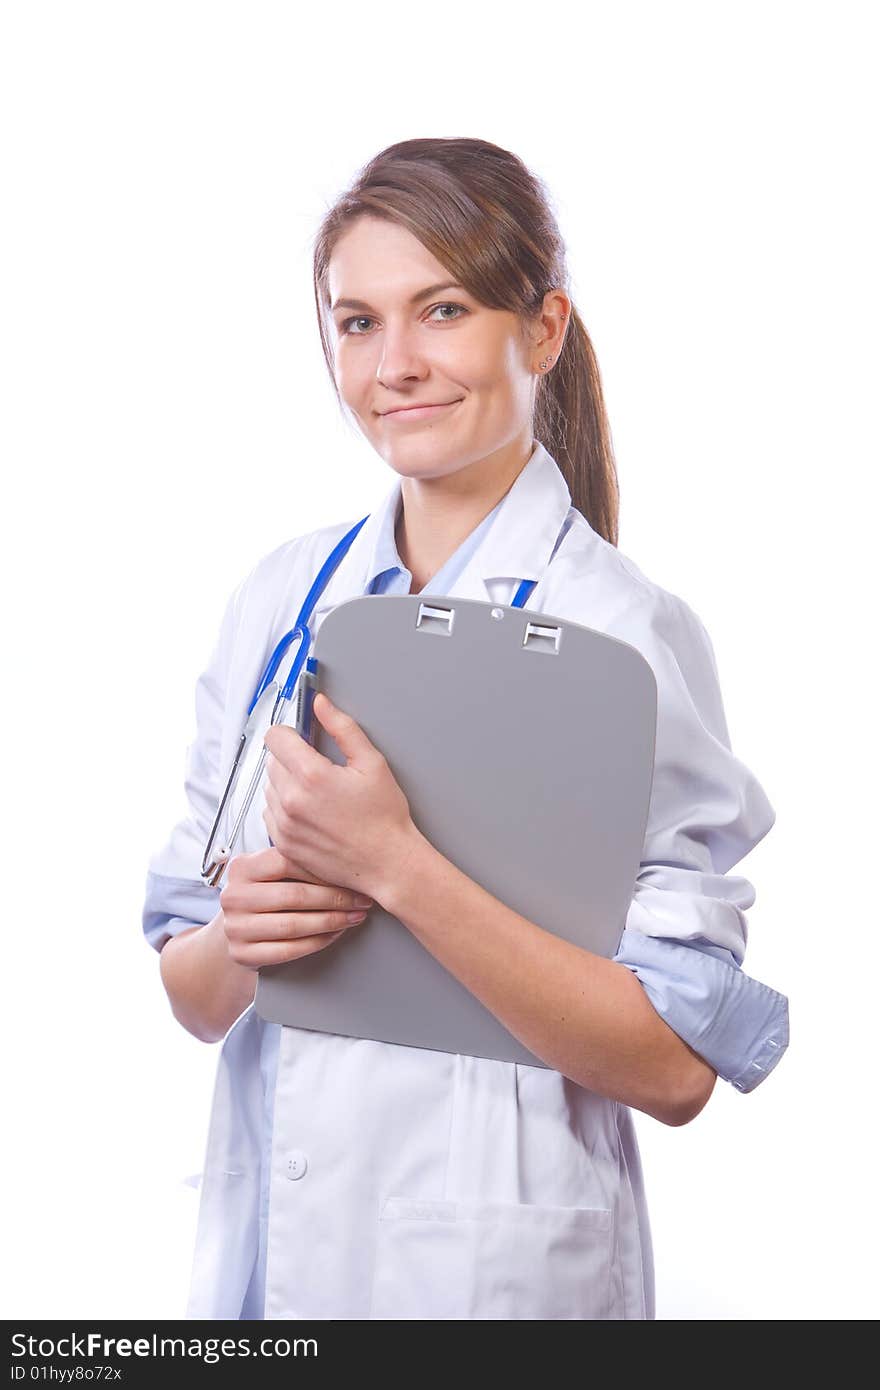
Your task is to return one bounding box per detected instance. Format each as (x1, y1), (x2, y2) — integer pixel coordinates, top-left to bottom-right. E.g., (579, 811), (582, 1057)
(538, 356), (553, 371)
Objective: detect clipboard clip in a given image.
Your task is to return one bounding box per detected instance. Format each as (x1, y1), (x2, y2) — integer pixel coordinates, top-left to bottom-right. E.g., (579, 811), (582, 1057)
(414, 601), (562, 654)
(523, 621), (562, 654)
(415, 602), (455, 636)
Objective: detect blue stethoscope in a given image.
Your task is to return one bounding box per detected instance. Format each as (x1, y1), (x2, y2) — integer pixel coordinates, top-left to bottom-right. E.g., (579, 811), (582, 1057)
(200, 515), (539, 887)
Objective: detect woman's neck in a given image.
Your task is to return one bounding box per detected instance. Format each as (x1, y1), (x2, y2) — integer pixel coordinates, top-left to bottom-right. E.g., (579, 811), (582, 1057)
(394, 434), (535, 593)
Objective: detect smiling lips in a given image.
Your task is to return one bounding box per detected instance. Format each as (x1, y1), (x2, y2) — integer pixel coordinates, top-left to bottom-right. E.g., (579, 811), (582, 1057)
(380, 399), (463, 420)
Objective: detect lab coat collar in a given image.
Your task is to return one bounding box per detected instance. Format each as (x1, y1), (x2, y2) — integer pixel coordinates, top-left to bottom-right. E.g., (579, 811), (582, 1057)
(316, 438), (573, 612)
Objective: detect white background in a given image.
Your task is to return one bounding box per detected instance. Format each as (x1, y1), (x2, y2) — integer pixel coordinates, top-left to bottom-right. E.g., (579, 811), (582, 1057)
(2, 0), (876, 1322)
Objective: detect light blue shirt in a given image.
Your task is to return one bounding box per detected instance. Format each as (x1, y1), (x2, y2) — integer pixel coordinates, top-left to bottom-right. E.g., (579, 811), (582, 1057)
(234, 490), (787, 1317)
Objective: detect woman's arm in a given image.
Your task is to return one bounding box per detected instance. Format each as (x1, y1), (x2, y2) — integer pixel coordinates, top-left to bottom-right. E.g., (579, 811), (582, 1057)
(262, 695), (717, 1126)
(157, 850), (380, 1043)
(159, 911), (257, 1044)
(378, 825), (717, 1127)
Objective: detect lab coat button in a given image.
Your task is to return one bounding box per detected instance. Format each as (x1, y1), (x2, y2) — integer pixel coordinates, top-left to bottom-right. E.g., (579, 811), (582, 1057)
(285, 1150), (308, 1180)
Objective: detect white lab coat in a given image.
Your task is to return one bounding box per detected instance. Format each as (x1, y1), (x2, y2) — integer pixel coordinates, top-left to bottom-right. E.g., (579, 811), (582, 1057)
(145, 440), (781, 1320)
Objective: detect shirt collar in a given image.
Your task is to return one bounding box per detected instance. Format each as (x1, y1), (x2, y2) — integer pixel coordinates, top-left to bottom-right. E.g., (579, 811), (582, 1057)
(359, 437), (572, 593)
(364, 482), (406, 590)
(312, 438), (574, 616)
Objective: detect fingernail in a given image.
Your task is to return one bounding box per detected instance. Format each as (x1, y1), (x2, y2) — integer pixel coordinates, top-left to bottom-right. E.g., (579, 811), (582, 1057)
(353, 895), (373, 908)
(346, 911), (368, 922)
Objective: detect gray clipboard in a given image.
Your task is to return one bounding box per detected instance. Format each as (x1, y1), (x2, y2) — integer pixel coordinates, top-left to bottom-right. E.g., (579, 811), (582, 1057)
(253, 594), (657, 1068)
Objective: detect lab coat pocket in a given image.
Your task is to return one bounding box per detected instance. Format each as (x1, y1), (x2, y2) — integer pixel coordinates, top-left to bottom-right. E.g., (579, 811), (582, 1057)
(368, 1195), (615, 1320)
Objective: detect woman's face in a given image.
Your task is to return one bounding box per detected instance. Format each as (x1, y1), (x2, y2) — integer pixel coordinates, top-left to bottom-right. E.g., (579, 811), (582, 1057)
(327, 215), (539, 482)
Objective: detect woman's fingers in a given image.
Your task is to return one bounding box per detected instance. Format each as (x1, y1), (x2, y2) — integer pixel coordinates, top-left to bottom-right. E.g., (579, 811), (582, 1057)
(223, 907), (368, 945)
(220, 873), (373, 918)
(219, 847), (374, 972)
(226, 927), (355, 969)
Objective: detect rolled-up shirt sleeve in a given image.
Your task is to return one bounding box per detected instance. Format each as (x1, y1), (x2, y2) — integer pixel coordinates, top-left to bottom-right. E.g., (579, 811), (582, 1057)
(610, 588), (789, 1094)
(141, 568), (252, 954)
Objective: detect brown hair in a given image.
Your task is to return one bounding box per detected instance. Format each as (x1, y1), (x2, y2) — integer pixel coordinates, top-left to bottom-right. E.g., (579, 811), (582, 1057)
(312, 137), (620, 547)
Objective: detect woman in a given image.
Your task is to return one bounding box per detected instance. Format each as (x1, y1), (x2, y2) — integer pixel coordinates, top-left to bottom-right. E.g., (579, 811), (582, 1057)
(143, 137), (789, 1320)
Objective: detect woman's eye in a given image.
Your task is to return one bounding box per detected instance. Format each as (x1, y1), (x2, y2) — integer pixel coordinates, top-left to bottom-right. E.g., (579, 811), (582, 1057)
(341, 315), (375, 336)
(428, 302), (467, 323)
(339, 303), (467, 336)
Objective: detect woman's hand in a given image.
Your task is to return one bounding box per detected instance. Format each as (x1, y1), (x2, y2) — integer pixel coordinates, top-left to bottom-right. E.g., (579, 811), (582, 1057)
(261, 691), (419, 903)
(218, 846), (375, 970)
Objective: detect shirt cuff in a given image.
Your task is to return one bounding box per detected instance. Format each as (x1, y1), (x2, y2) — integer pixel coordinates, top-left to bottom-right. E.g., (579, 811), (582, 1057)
(142, 870), (221, 952)
(612, 926), (790, 1093)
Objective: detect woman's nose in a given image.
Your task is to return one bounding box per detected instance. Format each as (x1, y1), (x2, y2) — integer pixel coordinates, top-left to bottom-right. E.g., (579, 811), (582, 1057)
(374, 326), (429, 388)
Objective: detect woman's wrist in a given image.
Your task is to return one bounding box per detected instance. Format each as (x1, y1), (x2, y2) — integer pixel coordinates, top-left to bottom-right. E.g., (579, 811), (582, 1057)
(160, 909), (257, 1043)
(372, 821), (436, 918)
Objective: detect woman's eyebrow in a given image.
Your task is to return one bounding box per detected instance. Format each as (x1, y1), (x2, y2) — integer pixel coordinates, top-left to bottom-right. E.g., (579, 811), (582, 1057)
(330, 282), (466, 313)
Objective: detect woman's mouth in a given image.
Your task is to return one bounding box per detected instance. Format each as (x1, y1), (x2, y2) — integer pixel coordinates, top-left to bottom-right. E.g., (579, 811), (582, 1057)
(380, 399), (463, 422)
